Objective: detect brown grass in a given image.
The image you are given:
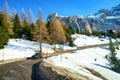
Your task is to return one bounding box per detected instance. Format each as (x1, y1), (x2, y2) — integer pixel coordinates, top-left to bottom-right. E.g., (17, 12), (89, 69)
(85, 67), (107, 80)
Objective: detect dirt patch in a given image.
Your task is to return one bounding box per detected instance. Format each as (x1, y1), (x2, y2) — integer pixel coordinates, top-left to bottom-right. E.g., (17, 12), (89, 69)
(85, 67), (107, 80)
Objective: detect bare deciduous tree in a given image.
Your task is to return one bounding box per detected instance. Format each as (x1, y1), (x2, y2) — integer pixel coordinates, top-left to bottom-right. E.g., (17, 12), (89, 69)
(28, 9), (34, 24)
(35, 9), (49, 56)
(4, 1), (13, 35)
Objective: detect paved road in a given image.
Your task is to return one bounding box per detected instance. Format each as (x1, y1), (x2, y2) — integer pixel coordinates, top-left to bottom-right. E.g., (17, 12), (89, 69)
(0, 59), (42, 80)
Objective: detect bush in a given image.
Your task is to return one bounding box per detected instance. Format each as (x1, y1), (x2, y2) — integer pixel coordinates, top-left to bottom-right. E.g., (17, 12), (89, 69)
(68, 35), (75, 47)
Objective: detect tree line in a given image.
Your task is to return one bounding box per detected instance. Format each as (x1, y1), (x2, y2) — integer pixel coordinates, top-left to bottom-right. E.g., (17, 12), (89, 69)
(0, 2), (75, 49)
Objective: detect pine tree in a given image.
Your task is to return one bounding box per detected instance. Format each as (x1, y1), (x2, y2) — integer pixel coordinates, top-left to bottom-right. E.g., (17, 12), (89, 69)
(65, 26), (75, 42)
(0, 12), (9, 49)
(27, 9), (35, 40)
(13, 14), (22, 38)
(106, 38), (120, 73)
(46, 21), (53, 44)
(24, 23), (35, 40)
(20, 8), (32, 40)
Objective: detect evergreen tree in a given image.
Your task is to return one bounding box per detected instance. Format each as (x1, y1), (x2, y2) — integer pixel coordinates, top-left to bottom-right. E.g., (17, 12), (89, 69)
(68, 35), (75, 47)
(107, 30), (117, 39)
(0, 12), (9, 49)
(13, 14), (22, 38)
(22, 23), (34, 40)
(20, 8), (33, 40)
(106, 38), (120, 73)
(46, 21), (53, 44)
(65, 26), (75, 41)
(27, 9), (35, 40)
(66, 26), (75, 36)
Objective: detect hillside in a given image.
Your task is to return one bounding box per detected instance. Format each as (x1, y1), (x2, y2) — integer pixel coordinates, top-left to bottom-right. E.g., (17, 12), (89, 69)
(43, 46), (120, 80)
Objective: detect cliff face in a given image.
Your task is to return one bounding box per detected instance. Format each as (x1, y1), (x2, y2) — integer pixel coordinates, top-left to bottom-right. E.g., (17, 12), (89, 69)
(47, 4), (120, 33)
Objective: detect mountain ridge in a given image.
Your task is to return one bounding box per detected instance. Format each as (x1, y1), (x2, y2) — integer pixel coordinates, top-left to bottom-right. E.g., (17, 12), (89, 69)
(47, 4), (120, 33)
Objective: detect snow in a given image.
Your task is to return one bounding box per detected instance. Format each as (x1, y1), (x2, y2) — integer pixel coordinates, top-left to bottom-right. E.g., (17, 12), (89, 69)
(87, 13), (104, 20)
(0, 34), (116, 61)
(106, 16), (120, 19)
(73, 34), (114, 47)
(46, 46), (120, 80)
(0, 39), (54, 60)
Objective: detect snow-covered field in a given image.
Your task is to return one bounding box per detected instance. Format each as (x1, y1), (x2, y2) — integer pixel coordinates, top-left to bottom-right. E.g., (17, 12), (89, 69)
(45, 46), (120, 80)
(0, 39), (54, 60)
(0, 34), (117, 61)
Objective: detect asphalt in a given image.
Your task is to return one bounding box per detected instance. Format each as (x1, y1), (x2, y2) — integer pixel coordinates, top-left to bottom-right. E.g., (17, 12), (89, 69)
(0, 59), (42, 80)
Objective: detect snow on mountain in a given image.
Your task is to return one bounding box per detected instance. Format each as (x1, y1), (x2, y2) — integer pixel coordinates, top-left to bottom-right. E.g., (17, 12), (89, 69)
(106, 16), (120, 19)
(48, 4), (120, 32)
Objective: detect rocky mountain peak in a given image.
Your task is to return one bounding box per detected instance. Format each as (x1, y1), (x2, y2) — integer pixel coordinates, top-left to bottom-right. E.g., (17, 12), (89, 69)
(47, 4), (120, 33)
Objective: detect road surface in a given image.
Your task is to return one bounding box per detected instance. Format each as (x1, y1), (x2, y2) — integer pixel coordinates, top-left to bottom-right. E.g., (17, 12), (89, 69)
(0, 59), (42, 80)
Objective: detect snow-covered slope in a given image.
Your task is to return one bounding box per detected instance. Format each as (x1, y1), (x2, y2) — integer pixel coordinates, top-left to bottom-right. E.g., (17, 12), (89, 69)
(73, 34), (115, 47)
(0, 39), (54, 60)
(45, 46), (120, 80)
(0, 34), (116, 61)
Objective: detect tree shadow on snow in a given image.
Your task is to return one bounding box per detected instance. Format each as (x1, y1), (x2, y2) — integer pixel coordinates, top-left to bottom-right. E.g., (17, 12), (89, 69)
(93, 63), (111, 70)
(100, 46), (109, 50)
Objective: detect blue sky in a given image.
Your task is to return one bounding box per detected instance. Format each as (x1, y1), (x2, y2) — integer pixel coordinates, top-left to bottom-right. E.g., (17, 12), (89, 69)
(0, 0), (120, 21)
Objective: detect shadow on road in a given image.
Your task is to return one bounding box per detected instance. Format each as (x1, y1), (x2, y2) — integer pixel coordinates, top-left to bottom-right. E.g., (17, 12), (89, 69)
(31, 62), (42, 80)
(31, 61), (49, 80)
